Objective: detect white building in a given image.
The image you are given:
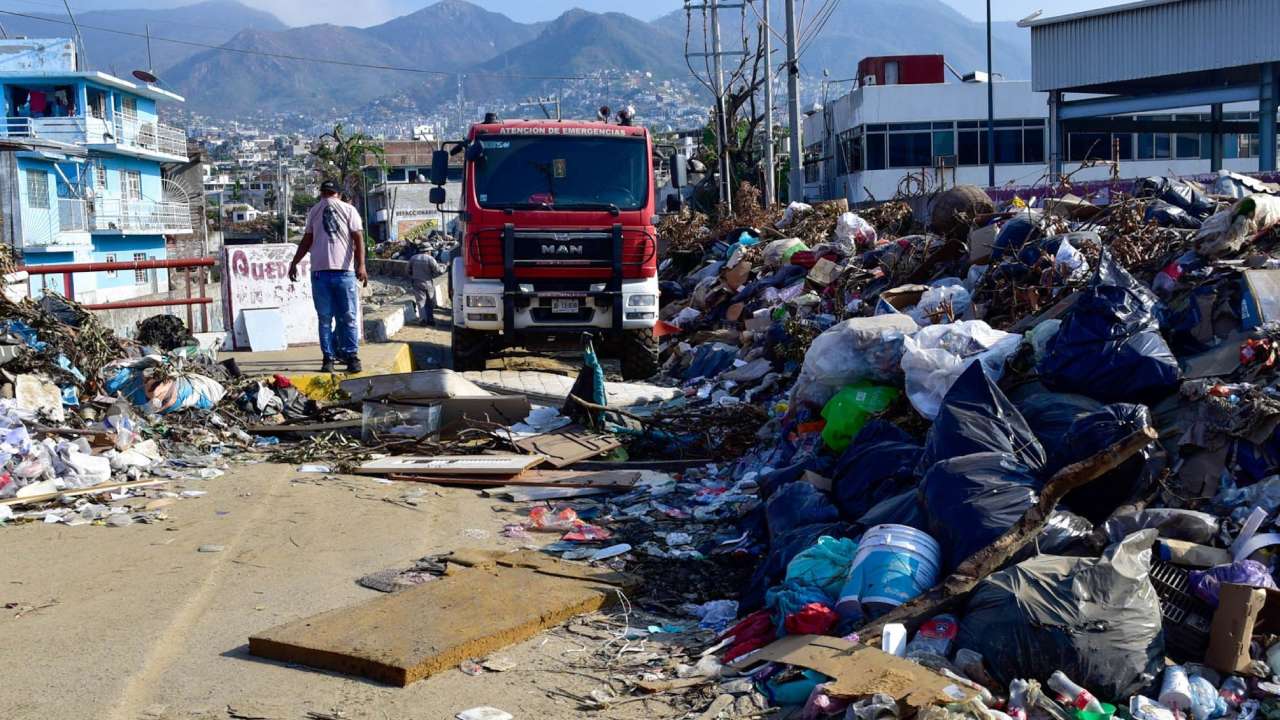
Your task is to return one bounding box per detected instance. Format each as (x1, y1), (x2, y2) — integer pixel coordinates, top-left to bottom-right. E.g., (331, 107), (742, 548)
(802, 55), (1274, 205)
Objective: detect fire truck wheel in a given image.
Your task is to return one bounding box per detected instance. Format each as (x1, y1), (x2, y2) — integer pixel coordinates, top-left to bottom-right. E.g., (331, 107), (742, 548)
(619, 328), (659, 380)
(451, 328), (489, 372)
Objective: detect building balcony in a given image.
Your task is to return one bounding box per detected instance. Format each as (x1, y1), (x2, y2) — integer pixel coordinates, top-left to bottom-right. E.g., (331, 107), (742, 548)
(2, 114), (189, 161)
(91, 197), (193, 235)
(20, 198), (91, 250)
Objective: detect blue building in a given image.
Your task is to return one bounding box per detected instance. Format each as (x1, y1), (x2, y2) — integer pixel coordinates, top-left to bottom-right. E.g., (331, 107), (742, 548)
(0, 38), (192, 303)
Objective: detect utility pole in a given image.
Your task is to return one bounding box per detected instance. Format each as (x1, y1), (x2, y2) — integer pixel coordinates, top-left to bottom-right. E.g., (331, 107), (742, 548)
(278, 157), (290, 243)
(456, 74), (465, 133)
(761, 0), (776, 207)
(784, 0), (803, 203)
(985, 0), (996, 187)
(709, 0), (732, 213)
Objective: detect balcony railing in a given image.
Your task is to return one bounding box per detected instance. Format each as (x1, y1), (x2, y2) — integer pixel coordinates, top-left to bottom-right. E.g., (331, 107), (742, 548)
(114, 111), (187, 158)
(2, 114), (186, 157)
(92, 197), (192, 234)
(58, 198), (87, 232)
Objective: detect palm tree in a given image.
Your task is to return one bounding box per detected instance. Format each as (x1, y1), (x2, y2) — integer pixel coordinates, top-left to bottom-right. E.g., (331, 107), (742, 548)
(311, 123), (386, 201)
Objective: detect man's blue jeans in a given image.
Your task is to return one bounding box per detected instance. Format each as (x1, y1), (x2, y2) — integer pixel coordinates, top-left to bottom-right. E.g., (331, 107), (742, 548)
(311, 270), (359, 359)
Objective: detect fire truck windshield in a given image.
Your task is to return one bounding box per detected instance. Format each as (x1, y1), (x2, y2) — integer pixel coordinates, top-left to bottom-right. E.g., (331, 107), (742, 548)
(472, 135), (648, 211)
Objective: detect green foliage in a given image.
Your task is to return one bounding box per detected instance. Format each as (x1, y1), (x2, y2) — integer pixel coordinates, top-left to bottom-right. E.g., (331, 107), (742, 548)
(311, 123), (386, 200)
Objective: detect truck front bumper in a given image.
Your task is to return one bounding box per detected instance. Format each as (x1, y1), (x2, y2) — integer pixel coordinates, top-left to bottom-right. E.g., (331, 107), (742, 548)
(455, 275), (659, 333)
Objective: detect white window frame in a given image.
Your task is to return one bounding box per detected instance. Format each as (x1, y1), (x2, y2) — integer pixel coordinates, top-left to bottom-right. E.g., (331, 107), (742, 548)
(104, 253), (117, 278)
(25, 169), (49, 209)
(121, 170), (142, 200)
(94, 164), (107, 189)
(133, 252), (148, 284)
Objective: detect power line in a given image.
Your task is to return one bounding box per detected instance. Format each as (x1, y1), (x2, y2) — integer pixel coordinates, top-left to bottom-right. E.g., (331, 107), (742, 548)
(1, 0), (260, 37)
(0, 9), (593, 82)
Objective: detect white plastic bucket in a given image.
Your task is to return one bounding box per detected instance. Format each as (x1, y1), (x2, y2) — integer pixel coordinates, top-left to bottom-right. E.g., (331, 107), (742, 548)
(836, 524), (941, 618)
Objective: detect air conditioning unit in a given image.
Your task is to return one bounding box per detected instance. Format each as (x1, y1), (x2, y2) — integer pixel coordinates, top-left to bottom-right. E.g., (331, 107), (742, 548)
(962, 70), (990, 83)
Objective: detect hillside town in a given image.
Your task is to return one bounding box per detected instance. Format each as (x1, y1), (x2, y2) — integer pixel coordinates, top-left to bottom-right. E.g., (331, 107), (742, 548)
(4, 1), (1280, 719)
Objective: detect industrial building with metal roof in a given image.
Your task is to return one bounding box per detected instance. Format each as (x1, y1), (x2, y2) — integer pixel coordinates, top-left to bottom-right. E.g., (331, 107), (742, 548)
(1027, 0), (1280, 178)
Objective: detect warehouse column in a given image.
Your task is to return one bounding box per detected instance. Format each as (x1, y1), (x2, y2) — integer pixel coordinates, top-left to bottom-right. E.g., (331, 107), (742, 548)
(1261, 62), (1278, 173)
(1210, 103), (1224, 172)
(1048, 91), (1062, 182)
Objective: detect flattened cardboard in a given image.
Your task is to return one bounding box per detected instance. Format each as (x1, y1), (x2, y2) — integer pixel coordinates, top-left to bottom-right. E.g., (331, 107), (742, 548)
(1206, 583), (1280, 674)
(513, 425), (620, 468)
(968, 224), (999, 264)
(731, 635), (973, 707)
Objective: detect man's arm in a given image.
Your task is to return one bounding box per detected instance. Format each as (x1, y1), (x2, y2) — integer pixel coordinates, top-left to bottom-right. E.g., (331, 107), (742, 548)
(352, 230), (367, 285)
(288, 232), (314, 282)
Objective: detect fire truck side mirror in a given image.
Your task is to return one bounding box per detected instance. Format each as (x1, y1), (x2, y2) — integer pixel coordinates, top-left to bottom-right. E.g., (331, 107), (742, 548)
(429, 150), (449, 186)
(429, 186), (447, 205)
(671, 152), (687, 189)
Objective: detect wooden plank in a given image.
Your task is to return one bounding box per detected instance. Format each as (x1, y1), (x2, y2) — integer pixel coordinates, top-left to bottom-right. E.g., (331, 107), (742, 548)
(356, 455), (544, 477)
(387, 468), (640, 490)
(249, 419), (363, 435)
(0, 479), (169, 508)
(513, 426), (620, 468)
(249, 556), (631, 686)
(570, 459), (713, 472)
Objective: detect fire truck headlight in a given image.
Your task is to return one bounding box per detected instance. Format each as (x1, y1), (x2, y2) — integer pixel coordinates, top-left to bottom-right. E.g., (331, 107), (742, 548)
(627, 294), (656, 307)
(466, 295), (498, 308)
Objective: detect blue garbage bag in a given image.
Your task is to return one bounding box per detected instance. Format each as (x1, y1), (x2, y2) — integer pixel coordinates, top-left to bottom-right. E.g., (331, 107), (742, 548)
(916, 362), (1046, 477)
(1038, 254), (1181, 404)
(832, 420), (922, 522)
(921, 451), (1041, 572)
(1016, 392), (1104, 464)
(858, 489), (929, 531)
(767, 481), (839, 539)
(1058, 403), (1161, 522)
(742, 521), (857, 611)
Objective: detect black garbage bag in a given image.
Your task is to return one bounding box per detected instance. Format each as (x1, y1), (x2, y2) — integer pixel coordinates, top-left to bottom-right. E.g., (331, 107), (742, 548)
(1037, 511), (1094, 555)
(1144, 199), (1203, 229)
(832, 421), (922, 522)
(1137, 176), (1216, 220)
(1059, 404), (1162, 522)
(136, 314), (197, 351)
(920, 451), (1041, 572)
(916, 362), (1047, 476)
(1038, 254), (1181, 404)
(1016, 392), (1105, 462)
(766, 480), (839, 539)
(858, 489), (929, 531)
(1099, 508), (1219, 545)
(957, 530), (1165, 701)
(990, 212), (1044, 264)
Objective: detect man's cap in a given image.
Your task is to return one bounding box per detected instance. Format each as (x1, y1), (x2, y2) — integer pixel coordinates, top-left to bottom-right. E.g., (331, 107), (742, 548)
(319, 180), (339, 194)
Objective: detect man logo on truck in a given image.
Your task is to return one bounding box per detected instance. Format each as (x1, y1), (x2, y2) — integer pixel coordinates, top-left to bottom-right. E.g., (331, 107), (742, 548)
(541, 243), (584, 255)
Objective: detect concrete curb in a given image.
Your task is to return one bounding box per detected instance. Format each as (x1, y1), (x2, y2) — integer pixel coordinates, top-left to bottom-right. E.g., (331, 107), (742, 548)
(363, 293), (414, 343)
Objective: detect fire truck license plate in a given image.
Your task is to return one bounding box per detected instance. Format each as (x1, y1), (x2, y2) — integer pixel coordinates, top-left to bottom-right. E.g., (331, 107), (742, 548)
(551, 299), (580, 314)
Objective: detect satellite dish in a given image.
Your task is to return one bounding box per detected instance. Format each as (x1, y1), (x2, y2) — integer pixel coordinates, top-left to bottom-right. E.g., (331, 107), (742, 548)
(132, 69), (158, 84)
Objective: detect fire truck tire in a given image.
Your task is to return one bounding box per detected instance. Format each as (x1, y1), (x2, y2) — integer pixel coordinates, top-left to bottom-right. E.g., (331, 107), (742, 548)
(451, 328), (488, 372)
(619, 328), (659, 380)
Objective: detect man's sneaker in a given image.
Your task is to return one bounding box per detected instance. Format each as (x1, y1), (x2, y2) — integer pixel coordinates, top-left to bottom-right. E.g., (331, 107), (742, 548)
(345, 355), (363, 374)
(319, 356), (335, 373)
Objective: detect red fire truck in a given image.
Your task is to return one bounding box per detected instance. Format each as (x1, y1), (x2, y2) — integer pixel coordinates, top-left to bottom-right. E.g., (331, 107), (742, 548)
(428, 111), (671, 379)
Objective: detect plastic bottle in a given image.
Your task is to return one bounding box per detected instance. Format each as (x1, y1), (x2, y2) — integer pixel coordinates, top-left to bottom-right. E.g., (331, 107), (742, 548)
(1007, 679), (1030, 720)
(1049, 671), (1105, 714)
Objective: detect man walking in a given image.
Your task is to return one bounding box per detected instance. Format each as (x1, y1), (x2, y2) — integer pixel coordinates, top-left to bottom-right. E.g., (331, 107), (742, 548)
(408, 240), (445, 326)
(288, 180), (367, 373)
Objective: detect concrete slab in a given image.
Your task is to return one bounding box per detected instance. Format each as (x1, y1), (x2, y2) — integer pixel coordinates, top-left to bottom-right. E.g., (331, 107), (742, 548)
(248, 554), (628, 686)
(462, 370), (682, 408)
(223, 342), (413, 399)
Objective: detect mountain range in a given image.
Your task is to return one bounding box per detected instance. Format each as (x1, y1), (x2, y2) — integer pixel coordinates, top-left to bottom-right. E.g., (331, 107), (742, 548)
(0, 0), (1033, 119)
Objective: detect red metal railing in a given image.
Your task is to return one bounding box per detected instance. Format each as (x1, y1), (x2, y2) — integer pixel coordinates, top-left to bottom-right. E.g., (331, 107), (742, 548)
(15, 257), (216, 331)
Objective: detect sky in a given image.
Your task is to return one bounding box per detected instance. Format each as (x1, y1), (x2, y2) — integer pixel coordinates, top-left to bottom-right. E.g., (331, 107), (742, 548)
(30, 0), (1124, 27)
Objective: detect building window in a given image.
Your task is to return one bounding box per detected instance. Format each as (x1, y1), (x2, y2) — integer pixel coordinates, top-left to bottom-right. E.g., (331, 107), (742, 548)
(24, 169), (49, 209)
(864, 131), (886, 170)
(1175, 133), (1200, 159)
(94, 164), (107, 188)
(888, 132), (932, 168)
(133, 252), (148, 284)
(121, 170), (142, 200)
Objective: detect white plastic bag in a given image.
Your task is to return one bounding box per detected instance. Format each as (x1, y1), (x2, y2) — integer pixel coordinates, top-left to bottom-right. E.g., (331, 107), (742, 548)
(778, 201), (813, 228)
(1054, 238), (1090, 281)
(900, 320), (1021, 419)
(909, 280), (972, 325)
(834, 212), (878, 251)
(763, 238), (808, 268)
(801, 314), (919, 387)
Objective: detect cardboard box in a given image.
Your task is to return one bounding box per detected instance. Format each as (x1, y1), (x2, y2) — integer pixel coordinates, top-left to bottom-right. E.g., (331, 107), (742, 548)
(1205, 583), (1280, 674)
(968, 224), (999, 264)
(1241, 269), (1280, 330)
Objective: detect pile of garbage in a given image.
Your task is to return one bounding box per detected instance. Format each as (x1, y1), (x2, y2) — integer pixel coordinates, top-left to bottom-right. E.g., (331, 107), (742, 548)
(0, 293), (270, 524)
(457, 173), (1280, 718)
